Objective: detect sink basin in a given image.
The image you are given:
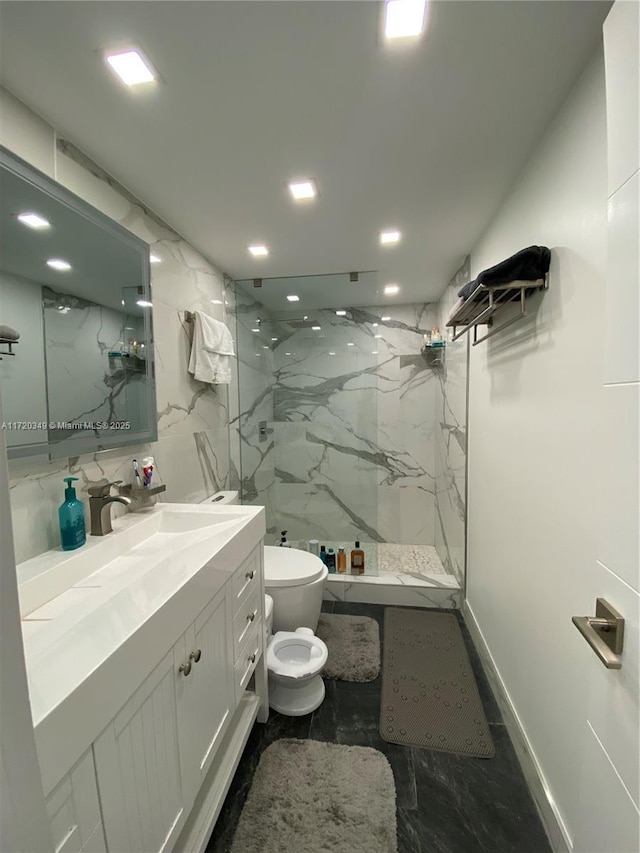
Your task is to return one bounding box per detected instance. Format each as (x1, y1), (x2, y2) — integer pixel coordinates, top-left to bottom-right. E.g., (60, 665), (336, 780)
(154, 510), (246, 534)
(17, 502), (265, 620)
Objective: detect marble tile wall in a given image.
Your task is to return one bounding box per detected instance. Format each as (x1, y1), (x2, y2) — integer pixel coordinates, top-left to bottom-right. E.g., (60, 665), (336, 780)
(3, 94), (232, 563)
(237, 302), (441, 546)
(434, 258), (469, 585)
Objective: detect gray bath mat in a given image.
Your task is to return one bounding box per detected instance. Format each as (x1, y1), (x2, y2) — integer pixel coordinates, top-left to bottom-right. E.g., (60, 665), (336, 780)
(316, 614), (380, 682)
(230, 739), (397, 853)
(380, 608), (495, 758)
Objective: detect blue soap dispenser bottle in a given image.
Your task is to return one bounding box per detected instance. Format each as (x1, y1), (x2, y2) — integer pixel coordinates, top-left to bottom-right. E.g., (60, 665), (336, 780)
(59, 477), (86, 551)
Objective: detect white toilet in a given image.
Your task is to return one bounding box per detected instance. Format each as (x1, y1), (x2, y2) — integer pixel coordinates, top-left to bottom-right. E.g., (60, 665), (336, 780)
(264, 594), (328, 716)
(200, 491), (328, 633)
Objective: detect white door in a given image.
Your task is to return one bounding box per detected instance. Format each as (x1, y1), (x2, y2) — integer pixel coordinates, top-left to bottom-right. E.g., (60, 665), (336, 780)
(573, 3), (639, 850)
(176, 586), (234, 805)
(93, 649), (187, 853)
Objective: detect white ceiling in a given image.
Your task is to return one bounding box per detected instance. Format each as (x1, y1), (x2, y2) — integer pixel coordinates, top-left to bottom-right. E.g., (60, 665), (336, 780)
(0, 1), (610, 307)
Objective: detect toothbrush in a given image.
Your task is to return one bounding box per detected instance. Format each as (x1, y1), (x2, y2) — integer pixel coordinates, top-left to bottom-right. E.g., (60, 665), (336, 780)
(132, 459), (142, 486)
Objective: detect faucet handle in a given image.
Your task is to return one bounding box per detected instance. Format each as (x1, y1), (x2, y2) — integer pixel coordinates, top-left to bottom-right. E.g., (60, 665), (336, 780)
(88, 480), (123, 498)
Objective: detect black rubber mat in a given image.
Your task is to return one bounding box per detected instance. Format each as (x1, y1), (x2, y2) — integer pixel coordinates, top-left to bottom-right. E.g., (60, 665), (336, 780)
(380, 608), (495, 758)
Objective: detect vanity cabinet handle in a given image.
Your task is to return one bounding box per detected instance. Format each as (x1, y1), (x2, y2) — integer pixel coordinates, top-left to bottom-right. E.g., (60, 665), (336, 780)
(189, 649), (202, 663)
(248, 652), (257, 664)
(245, 570), (255, 580)
(247, 611), (257, 623)
(179, 661), (192, 677)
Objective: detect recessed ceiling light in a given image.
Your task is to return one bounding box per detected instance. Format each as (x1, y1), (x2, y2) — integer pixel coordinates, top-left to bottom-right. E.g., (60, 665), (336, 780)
(372, 322), (378, 327)
(150, 253), (162, 264)
(335, 310), (347, 316)
(263, 346), (269, 350)
(46, 258), (71, 271)
(379, 230), (401, 245)
(384, 284), (400, 295)
(252, 328), (260, 332)
(312, 325), (321, 331)
(287, 295), (299, 302)
(371, 351), (378, 355)
(384, 0), (427, 39)
(381, 316), (391, 321)
(288, 179), (317, 200)
(18, 212), (50, 229)
(105, 50), (156, 86)
(136, 300), (153, 308)
(329, 352), (336, 356)
(248, 245), (269, 257)
(375, 334), (383, 339)
(271, 337), (278, 342)
(347, 342), (355, 346)
(210, 299), (223, 305)
(285, 352), (292, 356)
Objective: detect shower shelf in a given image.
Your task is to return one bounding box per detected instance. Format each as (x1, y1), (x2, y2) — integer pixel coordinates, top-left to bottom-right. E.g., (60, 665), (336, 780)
(446, 278), (547, 346)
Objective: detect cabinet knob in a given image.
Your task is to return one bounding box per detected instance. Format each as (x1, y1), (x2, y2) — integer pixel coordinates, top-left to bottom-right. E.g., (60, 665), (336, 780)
(189, 649), (202, 663)
(246, 570), (255, 580)
(179, 661), (192, 677)
(248, 652), (257, 664)
(247, 610), (257, 623)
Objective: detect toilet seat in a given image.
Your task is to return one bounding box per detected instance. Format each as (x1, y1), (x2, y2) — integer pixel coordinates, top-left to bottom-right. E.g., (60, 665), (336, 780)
(267, 630), (328, 679)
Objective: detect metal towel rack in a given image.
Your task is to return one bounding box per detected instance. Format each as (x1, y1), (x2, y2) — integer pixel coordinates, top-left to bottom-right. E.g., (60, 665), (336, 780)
(0, 338), (19, 360)
(446, 278), (548, 346)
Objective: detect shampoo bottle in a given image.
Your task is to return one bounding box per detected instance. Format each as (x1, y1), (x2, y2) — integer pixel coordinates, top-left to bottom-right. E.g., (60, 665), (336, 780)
(279, 530), (291, 547)
(337, 547), (347, 573)
(326, 547), (336, 573)
(319, 545), (327, 565)
(350, 540), (365, 575)
(58, 477), (86, 551)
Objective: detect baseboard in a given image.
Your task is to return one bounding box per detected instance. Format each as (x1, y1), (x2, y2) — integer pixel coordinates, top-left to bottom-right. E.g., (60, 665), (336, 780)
(463, 601), (572, 853)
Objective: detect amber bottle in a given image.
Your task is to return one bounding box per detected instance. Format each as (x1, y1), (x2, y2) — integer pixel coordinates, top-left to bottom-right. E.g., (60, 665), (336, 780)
(350, 540), (365, 575)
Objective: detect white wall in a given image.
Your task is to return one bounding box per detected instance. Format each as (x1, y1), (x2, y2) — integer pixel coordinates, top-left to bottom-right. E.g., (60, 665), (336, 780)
(1, 87), (233, 562)
(465, 27), (638, 852)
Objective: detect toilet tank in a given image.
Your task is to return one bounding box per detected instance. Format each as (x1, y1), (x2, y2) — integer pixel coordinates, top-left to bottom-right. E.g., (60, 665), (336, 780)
(199, 491), (239, 506)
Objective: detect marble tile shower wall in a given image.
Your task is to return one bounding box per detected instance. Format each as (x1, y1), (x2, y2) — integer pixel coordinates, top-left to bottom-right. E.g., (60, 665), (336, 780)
(6, 136), (231, 563)
(271, 304), (440, 545)
(226, 285), (277, 534)
(434, 258), (470, 584)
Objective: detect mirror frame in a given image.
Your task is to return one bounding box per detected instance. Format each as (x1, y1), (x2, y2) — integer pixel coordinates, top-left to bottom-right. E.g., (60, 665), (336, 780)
(0, 146), (157, 460)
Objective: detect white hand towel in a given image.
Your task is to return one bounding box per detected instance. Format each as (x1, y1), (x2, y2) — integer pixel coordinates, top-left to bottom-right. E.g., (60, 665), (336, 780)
(195, 312), (234, 355)
(188, 312), (234, 384)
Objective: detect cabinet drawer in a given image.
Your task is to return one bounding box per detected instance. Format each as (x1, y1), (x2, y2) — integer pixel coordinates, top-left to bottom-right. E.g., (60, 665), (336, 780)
(231, 547), (261, 614)
(234, 620), (262, 699)
(232, 584), (261, 656)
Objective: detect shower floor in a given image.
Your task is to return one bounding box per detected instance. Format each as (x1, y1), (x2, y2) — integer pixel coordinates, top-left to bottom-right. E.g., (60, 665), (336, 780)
(310, 542), (460, 610)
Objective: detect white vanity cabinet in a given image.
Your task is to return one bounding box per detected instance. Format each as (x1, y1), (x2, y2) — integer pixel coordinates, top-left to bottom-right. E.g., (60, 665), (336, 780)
(89, 544), (266, 853)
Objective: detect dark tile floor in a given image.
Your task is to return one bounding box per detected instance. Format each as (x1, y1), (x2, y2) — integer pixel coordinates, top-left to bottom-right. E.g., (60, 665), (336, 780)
(206, 602), (552, 853)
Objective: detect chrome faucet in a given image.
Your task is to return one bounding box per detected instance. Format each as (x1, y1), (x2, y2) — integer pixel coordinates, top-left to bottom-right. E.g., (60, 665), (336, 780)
(88, 480), (132, 536)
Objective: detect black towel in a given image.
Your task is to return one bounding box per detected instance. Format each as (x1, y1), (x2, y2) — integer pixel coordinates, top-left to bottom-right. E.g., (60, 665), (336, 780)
(458, 245), (550, 300)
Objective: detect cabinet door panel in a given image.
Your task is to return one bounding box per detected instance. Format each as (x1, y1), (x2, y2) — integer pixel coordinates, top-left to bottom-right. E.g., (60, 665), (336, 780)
(93, 650), (186, 853)
(177, 587), (235, 802)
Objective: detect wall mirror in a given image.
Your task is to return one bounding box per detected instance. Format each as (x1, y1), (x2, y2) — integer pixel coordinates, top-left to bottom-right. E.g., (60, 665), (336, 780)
(0, 146), (156, 459)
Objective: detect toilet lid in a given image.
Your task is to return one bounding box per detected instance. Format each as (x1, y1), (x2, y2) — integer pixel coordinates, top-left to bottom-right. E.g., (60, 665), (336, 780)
(263, 546), (326, 588)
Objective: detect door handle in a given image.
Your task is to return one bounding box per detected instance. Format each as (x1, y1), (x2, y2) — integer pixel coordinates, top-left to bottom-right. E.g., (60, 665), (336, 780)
(572, 598), (624, 669)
